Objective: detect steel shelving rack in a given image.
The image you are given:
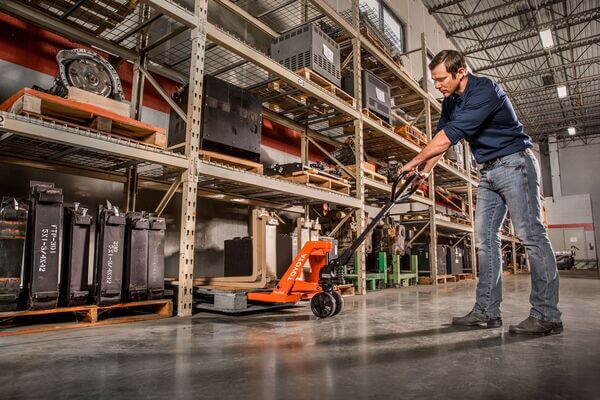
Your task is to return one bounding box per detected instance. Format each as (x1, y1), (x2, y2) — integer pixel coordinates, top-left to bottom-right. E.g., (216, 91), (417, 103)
(0, 0), (485, 315)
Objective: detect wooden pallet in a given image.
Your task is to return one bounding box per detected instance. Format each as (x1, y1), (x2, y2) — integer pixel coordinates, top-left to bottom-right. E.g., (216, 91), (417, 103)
(0, 299), (172, 336)
(362, 108), (393, 130)
(199, 150), (263, 174)
(395, 125), (427, 147)
(418, 275), (458, 285)
(294, 67), (356, 108)
(360, 26), (403, 69)
(450, 216), (472, 226)
(341, 164), (388, 184)
(337, 284), (355, 297)
(0, 88), (166, 148)
(454, 273), (474, 281)
(279, 170), (351, 195)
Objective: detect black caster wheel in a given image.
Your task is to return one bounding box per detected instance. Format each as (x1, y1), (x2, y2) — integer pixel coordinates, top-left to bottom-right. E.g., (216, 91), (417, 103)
(310, 292), (336, 318)
(331, 291), (344, 316)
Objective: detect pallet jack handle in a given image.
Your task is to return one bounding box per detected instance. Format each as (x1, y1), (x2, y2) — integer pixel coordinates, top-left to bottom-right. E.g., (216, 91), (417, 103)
(336, 170), (422, 267)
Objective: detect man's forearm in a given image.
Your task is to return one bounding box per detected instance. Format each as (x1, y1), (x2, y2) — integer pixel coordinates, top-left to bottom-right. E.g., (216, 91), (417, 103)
(423, 153), (444, 173)
(402, 130), (452, 171)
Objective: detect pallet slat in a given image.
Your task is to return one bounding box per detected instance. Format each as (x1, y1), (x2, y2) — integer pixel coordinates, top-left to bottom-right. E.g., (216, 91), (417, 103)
(341, 164), (388, 184)
(279, 170), (351, 195)
(0, 88), (166, 148)
(199, 150), (263, 174)
(0, 299), (172, 336)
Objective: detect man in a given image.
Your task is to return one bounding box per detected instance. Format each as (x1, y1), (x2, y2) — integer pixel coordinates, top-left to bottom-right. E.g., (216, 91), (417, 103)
(400, 50), (562, 335)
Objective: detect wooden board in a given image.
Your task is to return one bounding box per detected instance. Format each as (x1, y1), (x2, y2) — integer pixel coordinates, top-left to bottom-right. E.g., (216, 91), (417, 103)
(418, 275), (458, 285)
(295, 67), (356, 108)
(0, 299), (172, 336)
(362, 108), (392, 131)
(199, 150), (263, 174)
(67, 87), (131, 117)
(341, 164), (388, 184)
(279, 170), (351, 195)
(454, 273), (474, 281)
(394, 125), (427, 147)
(0, 88), (166, 148)
(337, 284), (355, 297)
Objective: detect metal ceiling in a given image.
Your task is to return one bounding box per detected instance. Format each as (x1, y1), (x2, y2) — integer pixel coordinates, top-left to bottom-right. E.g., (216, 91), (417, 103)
(424, 0), (600, 144)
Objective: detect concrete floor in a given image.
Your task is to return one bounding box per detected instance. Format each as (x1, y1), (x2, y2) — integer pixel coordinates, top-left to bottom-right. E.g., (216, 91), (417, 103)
(1, 274), (599, 400)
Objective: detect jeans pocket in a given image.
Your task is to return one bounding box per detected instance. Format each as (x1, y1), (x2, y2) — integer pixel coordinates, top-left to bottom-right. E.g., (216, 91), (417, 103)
(499, 152), (524, 168)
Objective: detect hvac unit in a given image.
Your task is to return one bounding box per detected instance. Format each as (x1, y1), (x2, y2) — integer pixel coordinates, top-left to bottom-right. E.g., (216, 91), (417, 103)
(270, 23), (341, 87)
(342, 70), (391, 122)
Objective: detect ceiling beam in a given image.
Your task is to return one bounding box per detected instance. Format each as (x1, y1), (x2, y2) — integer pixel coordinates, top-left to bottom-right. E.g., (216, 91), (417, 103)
(508, 75), (600, 97)
(427, 0), (466, 13)
(497, 56), (600, 83)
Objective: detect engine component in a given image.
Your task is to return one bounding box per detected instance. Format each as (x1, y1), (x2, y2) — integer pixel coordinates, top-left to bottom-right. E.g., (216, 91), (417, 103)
(168, 76), (262, 162)
(436, 244), (449, 276)
(224, 237), (253, 277)
(37, 49), (124, 100)
(60, 203), (93, 307)
(94, 202), (126, 305)
(271, 23), (341, 87)
(325, 139), (363, 166)
(410, 243), (430, 272)
(342, 69), (391, 122)
(0, 198), (28, 311)
(147, 216), (166, 300)
(23, 182), (63, 310)
(447, 246), (464, 275)
(124, 212), (150, 301)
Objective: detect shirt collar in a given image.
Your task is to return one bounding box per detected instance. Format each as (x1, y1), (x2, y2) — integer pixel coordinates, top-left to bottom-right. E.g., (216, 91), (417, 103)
(457, 73), (474, 100)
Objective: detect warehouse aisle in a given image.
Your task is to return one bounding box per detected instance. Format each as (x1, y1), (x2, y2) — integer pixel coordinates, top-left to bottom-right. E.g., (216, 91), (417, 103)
(1, 274), (599, 400)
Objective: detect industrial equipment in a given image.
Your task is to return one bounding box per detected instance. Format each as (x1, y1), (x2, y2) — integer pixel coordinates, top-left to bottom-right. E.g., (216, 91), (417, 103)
(147, 216), (166, 300)
(168, 76), (262, 162)
(0, 197), (27, 311)
(247, 171), (420, 318)
(36, 49), (124, 101)
(436, 244), (449, 276)
(342, 69), (391, 122)
(270, 23), (342, 87)
(124, 212), (150, 301)
(60, 203), (93, 307)
(447, 246), (465, 275)
(23, 182), (63, 310)
(94, 202), (126, 305)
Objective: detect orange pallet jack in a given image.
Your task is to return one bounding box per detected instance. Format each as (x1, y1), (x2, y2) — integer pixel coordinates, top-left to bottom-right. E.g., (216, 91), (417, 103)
(248, 171), (421, 318)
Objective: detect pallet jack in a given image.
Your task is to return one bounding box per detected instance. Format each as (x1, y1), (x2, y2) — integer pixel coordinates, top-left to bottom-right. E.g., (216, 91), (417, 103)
(248, 171), (421, 318)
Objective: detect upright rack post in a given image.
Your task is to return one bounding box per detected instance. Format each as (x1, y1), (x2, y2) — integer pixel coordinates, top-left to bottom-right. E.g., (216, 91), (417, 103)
(421, 33), (438, 284)
(464, 144), (478, 276)
(177, 0), (207, 317)
(352, 0), (367, 295)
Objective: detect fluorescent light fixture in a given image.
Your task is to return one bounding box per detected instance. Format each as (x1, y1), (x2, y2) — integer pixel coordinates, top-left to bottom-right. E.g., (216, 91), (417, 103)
(568, 127), (576, 136)
(557, 85), (568, 98)
(539, 29), (554, 48)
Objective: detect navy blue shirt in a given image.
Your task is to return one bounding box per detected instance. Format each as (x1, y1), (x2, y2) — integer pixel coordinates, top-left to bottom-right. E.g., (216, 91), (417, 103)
(436, 73), (532, 163)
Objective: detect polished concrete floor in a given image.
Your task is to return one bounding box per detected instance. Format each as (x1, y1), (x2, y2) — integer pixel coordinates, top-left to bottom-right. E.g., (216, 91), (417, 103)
(1, 274), (599, 400)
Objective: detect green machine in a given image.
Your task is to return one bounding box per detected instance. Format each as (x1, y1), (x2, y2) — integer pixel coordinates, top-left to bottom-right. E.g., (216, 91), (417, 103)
(344, 252), (418, 290)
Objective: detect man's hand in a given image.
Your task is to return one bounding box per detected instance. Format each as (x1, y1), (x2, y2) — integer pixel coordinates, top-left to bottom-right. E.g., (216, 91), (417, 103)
(400, 130), (452, 172)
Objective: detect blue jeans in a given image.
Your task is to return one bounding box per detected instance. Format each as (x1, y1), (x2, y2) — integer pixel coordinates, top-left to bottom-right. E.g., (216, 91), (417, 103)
(473, 148), (561, 322)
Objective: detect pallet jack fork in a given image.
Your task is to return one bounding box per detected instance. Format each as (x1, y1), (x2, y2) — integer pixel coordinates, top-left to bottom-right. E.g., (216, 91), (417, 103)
(248, 171), (421, 318)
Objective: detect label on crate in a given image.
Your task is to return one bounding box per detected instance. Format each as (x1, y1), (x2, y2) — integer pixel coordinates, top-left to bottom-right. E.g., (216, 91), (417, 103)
(0, 115), (4, 127)
(322, 44), (334, 63)
(375, 87), (386, 102)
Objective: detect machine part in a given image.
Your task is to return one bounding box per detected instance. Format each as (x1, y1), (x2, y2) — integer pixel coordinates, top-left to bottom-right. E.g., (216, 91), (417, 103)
(248, 172), (420, 318)
(310, 291), (337, 318)
(325, 138), (364, 166)
(377, 161), (401, 182)
(36, 49), (124, 101)
(342, 69), (391, 122)
(411, 243), (430, 273)
(447, 246), (464, 275)
(276, 234), (294, 279)
(195, 209), (279, 288)
(147, 216), (166, 300)
(168, 76), (262, 162)
(264, 162), (305, 177)
(60, 203), (93, 307)
(463, 244), (472, 273)
(271, 23), (341, 87)
(436, 245), (449, 276)
(94, 202), (126, 305)
(23, 182), (63, 310)
(224, 237), (253, 276)
(124, 212), (150, 301)
(0, 198), (28, 311)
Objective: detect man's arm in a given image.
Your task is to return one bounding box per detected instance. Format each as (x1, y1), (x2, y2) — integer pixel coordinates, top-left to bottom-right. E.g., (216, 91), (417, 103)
(400, 130), (452, 172)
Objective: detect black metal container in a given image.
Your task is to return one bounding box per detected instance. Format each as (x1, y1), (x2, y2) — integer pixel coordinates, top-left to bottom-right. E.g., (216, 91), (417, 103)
(124, 212), (150, 301)
(23, 183), (63, 310)
(0, 197), (28, 311)
(94, 203), (126, 305)
(147, 216), (166, 300)
(60, 203), (93, 306)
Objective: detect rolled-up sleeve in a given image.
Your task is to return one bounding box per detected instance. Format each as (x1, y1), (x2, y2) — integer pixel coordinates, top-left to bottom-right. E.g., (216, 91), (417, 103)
(443, 87), (504, 145)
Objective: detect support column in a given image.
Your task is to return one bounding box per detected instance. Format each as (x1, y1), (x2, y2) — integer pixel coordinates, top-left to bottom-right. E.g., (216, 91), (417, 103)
(548, 134), (562, 198)
(352, 0), (367, 295)
(177, 0), (207, 317)
(464, 144), (477, 277)
(130, 4), (150, 120)
(421, 33), (438, 284)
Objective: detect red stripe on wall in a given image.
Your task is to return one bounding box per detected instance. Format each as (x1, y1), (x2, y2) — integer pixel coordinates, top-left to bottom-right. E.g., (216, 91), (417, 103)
(548, 223), (594, 232)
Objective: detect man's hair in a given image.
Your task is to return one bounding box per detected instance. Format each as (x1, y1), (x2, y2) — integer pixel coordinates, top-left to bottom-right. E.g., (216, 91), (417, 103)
(428, 50), (467, 77)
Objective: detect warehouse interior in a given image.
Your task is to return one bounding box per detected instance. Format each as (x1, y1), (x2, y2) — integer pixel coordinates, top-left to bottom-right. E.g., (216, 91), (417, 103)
(0, 0), (599, 398)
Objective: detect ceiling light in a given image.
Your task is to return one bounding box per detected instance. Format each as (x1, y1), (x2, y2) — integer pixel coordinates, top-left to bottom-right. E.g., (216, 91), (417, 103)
(568, 127), (576, 136)
(557, 85), (568, 98)
(539, 29), (554, 48)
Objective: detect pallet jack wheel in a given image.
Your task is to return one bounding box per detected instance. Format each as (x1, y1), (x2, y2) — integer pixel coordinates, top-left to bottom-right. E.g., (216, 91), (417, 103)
(310, 292), (336, 318)
(331, 291), (344, 316)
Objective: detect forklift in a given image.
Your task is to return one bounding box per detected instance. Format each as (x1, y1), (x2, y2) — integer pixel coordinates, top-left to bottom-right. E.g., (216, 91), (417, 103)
(248, 171), (421, 318)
